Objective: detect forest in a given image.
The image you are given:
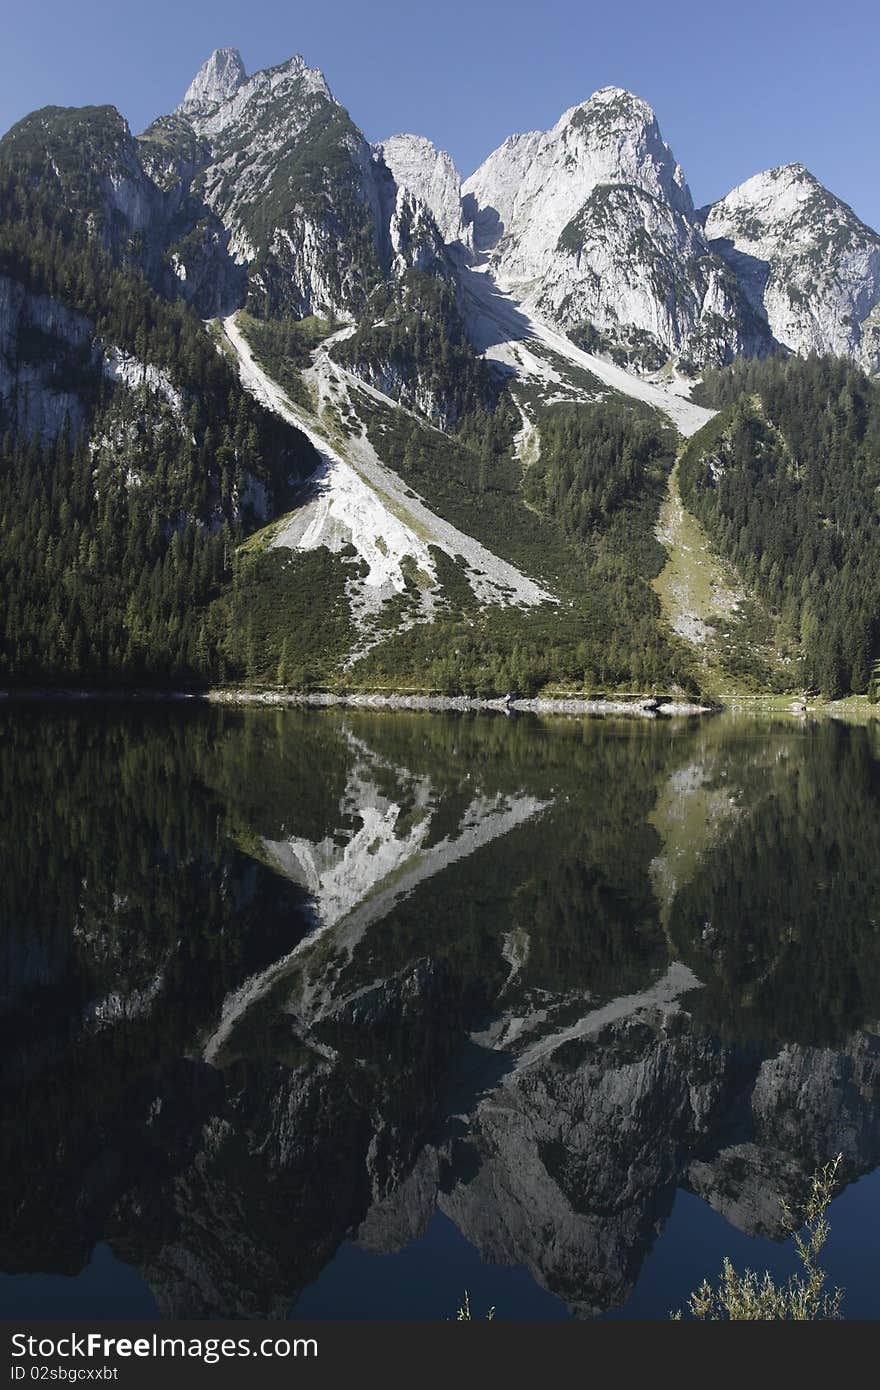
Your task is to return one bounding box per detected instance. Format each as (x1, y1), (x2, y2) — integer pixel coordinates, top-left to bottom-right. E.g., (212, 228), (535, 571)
(0, 141), (316, 684)
(681, 353), (880, 696)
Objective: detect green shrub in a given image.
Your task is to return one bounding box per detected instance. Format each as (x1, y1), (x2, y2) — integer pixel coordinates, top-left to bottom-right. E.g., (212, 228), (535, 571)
(673, 1156), (844, 1320)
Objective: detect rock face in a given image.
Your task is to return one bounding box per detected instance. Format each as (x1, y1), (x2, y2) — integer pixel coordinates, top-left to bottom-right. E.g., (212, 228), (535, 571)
(5, 51), (879, 378)
(464, 88), (692, 253)
(460, 87), (771, 369)
(702, 164), (880, 372)
(375, 133), (468, 246)
(0, 274), (97, 439)
(178, 46), (247, 115)
(167, 52), (448, 320)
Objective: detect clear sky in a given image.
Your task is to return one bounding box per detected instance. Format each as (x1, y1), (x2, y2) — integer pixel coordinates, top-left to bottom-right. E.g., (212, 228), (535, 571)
(2, 0), (878, 227)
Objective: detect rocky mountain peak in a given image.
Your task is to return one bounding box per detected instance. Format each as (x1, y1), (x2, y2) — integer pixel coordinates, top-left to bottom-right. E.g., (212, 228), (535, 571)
(178, 50), (335, 141)
(562, 85), (656, 129)
(553, 86), (692, 215)
(375, 133), (467, 245)
(705, 163), (824, 236)
(264, 53), (333, 100)
(462, 83), (693, 266)
(457, 85), (754, 367)
(704, 163), (880, 371)
(179, 48), (247, 113)
(778, 161), (810, 179)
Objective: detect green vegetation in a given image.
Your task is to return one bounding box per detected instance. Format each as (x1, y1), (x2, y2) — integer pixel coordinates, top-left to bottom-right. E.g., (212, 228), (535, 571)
(0, 126), (318, 685)
(333, 270), (508, 427)
(674, 1158), (844, 1320)
(652, 460), (793, 696)
(223, 546), (361, 688)
(0, 103), (240, 316)
(0, 105), (148, 254)
(0, 423), (226, 682)
(523, 399), (673, 552)
(353, 393), (557, 579)
(343, 382), (697, 696)
(568, 318), (668, 372)
(236, 310), (334, 407)
(207, 90), (385, 318)
(682, 355), (880, 696)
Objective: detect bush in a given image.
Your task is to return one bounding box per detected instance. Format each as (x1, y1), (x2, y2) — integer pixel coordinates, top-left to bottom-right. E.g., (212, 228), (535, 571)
(673, 1156), (844, 1320)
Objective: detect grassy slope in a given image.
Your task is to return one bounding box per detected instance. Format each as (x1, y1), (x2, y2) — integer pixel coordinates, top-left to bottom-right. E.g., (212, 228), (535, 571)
(652, 458), (795, 698)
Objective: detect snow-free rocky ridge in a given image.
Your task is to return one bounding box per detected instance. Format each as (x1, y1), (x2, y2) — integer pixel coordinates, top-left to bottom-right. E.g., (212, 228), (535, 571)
(375, 134), (469, 247)
(166, 50), (880, 374)
(178, 47), (247, 114)
(703, 163), (880, 373)
(459, 86), (771, 369)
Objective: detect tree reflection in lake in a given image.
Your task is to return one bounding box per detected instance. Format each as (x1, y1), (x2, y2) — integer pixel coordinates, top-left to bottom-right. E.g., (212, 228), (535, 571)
(1, 706), (879, 1318)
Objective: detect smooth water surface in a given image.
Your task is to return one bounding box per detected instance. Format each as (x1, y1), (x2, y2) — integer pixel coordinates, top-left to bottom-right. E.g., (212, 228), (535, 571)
(2, 704), (879, 1319)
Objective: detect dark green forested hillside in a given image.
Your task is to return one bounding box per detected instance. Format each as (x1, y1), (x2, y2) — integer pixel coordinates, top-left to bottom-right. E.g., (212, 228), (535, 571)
(0, 104), (240, 314)
(0, 115), (318, 684)
(343, 388), (691, 696)
(332, 270), (508, 428)
(681, 354), (880, 696)
(0, 105), (157, 261)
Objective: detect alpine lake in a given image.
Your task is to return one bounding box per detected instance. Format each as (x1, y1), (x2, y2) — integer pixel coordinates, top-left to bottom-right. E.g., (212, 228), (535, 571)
(2, 701), (880, 1320)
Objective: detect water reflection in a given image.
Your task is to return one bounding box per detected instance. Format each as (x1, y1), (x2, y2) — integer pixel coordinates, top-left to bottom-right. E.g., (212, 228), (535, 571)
(1, 706), (879, 1318)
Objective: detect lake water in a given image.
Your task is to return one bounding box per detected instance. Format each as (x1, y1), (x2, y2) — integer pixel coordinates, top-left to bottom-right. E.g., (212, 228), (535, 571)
(2, 703), (879, 1320)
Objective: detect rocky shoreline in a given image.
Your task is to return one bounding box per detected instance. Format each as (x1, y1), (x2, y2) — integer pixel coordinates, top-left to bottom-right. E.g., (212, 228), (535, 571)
(10, 687), (873, 720)
(0, 686), (712, 717)
(206, 690), (712, 717)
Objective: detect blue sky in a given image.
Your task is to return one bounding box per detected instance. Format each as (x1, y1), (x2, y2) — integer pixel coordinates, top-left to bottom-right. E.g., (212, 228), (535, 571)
(2, 0), (878, 226)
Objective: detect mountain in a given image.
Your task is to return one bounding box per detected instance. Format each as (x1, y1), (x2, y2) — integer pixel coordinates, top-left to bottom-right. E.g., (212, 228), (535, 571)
(178, 45), (247, 111)
(0, 92), (318, 681)
(375, 133), (468, 247)
(0, 45), (879, 699)
(158, 48), (449, 320)
(702, 163), (880, 372)
(0, 102), (237, 315)
(460, 87), (772, 370)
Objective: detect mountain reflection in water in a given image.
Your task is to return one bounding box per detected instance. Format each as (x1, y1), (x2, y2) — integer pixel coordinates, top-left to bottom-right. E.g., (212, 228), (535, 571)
(2, 706), (880, 1319)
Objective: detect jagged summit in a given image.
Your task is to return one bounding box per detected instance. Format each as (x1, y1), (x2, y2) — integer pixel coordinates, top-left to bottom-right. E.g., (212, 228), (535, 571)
(177, 50), (332, 132)
(704, 162), (880, 370)
(776, 161), (810, 178)
(462, 83), (692, 255)
(179, 48), (246, 113)
(173, 49), (335, 154)
(558, 86), (658, 127)
(375, 133), (466, 245)
(455, 84), (760, 366)
(6, 44), (879, 376)
(379, 131), (445, 155)
(593, 84), (649, 102)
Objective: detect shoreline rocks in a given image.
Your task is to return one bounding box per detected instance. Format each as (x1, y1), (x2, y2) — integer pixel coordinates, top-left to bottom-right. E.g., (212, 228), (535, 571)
(204, 689), (713, 718)
(0, 686), (713, 717)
